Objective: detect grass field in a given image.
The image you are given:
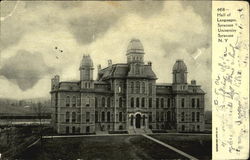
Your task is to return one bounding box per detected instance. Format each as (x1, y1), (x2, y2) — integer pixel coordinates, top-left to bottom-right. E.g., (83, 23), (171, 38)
(16, 134), (211, 160)
(151, 134), (212, 160)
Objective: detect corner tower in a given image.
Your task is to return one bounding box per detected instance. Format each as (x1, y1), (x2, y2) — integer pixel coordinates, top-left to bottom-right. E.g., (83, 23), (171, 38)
(126, 38), (144, 64)
(79, 54), (94, 89)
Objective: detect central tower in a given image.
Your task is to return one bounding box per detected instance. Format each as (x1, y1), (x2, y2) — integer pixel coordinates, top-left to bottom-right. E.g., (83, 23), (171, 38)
(126, 38), (145, 64)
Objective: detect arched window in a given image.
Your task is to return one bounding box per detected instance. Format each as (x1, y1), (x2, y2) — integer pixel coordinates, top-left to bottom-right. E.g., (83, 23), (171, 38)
(66, 112), (70, 123)
(149, 98), (152, 108)
(66, 96), (70, 107)
(131, 115), (134, 126)
(142, 82), (145, 93)
(131, 97), (134, 108)
(181, 98), (185, 108)
(102, 97), (106, 107)
(101, 112), (105, 122)
(119, 97), (122, 108)
(136, 81), (140, 93)
(130, 82), (134, 93)
(72, 112), (76, 123)
(136, 98), (140, 108)
(107, 112), (110, 122)
(141, 98), (145, 108)
(161, 98), (164, 108)
(107, 97), (111, 107)
(72, 96), (76, 107)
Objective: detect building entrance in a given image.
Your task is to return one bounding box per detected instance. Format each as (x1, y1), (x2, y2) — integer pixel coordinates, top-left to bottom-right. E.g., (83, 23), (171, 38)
(135, 114), (141, 128)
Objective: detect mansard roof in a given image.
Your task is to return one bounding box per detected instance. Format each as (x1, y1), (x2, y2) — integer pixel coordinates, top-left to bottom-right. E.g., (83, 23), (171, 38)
(98, 63), (157, 80)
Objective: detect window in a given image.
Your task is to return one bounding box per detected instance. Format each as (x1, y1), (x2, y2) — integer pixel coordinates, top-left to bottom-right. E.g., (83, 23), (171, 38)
(107, 97), (111, 107)
(72, 96), (76, 107)
(72, 126), (75, 134)
(161, 112), (164, 122)
(86, 98), (90, 107)
(72, 112), (76, 123)
(86, 112), (90, 122)
(156, 112), (159, 122)
(167, 98), (171, 108)
(101, 112), (105, 122)
(197, 125), (200, 131)
(95, 111), (98, 122)
(131, 98), (134, 108)
(149, 83), (152, 95)
(181, 112), (185, 122)
(196, 112), (200, 122)
(66, 96), (70, 107)
(161, 98), (164, 108)
(192, 98), (195, 108)
(142, 115), (145, 126)
(66, 112), (70, 123)
(119, 125), (123, 130)
(136, 81), (140, 93)
(119, 97), (122, 108)
(149, 98), (152, 108)
(77, 113), (81, 123)
(130, 82), (134, 93)
(102, 97), (105, 107)
(136, 98), (140, 108)
(197, 99), (200, 108)
(167, 111), (171, 121)
(77, 97), (81, 106)
(131, 115), (134, 126)
(86, 126), (90, 133)
(156, 98), (159, 108)
(181, 98), (185, 108)
(141, 98), (145, 108)
(95, 97), (98, 108)
(149, 112), (152, 122)
(142, 82), (145, 93)
(119, 112), (122, 122)
(66, 126), (69, 134)
(192, 112), (195, 122)
(182, 125), (185, 131)
(107, 112), (110, 122)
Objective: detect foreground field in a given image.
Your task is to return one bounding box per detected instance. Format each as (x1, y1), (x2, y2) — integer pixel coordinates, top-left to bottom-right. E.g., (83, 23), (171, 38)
(16, 134), (211, 160)
(151, 134), (212, 160)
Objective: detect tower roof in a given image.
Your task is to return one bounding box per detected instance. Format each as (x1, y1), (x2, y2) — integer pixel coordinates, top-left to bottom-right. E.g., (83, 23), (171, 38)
(172, 59), (187, 72)
(80, 54), (93, 68)
(126, 38), (144, 55)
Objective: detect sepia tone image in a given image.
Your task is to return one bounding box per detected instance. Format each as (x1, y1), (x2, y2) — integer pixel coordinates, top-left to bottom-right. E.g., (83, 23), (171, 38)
(0, 1), (212, 159)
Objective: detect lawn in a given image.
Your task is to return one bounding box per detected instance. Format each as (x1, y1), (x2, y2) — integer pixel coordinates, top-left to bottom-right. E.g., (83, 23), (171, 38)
(151, 134), (212, 160)
(17, 135), (187, 160)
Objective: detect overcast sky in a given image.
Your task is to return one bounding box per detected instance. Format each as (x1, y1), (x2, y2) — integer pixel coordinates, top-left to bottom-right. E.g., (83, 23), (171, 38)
(0, 1), (211, 110)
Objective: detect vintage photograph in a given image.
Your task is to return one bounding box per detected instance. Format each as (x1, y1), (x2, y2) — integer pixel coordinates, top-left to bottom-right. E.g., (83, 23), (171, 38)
(0, 1), (212, 159)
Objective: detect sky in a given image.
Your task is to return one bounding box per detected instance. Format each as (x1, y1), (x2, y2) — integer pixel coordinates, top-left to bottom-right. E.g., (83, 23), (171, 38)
(0, 1), (212, 110)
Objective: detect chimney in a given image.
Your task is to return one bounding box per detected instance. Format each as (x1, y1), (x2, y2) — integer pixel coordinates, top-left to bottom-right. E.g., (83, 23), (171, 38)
(97, 64), (101, 72)
(108, 59), (112, 67)
(191, 80), (196, 85)
(148, 61), (152, 66)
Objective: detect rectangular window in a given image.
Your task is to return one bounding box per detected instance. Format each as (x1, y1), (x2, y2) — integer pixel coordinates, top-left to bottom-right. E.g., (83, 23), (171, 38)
(192, 112), (195, 122)
(86, 112), (90, 122)
(156, 98), (159, 108)
(86, 98), (90, 107)
(192, 98), (195, 108)
(196, 112), (200, 122)
(95, 97), (98, 108)
(181, 98), (185, 108)
(95, 111), (98, 122)
(181, 112), (185, 122)
(149, 98), (152, 108)
(149, 112), (152, 123)
(156, 112), (159, 122)
(167, 98), (171, 108)
(119, 112), (122, 122)
(197, 99), (200, 108)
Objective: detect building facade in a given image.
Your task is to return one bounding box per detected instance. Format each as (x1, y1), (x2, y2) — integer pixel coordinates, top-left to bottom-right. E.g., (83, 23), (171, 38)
(50, 39), (205, 134)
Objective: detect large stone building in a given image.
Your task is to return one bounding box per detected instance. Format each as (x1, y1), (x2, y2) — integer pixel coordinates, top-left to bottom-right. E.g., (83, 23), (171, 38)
(50, 39), (205, 134)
